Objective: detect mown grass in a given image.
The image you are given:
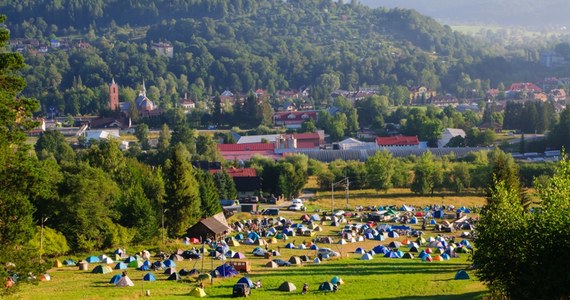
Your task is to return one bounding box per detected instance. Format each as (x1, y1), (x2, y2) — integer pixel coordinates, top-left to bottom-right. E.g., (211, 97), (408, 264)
(9, 250), (485, 300)
(8, 190), (488, 300)
(311, 188), (486, 211)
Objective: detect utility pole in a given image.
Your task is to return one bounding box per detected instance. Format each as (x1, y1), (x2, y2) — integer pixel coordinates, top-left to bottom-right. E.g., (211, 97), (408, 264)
(162, 209), (168, 244)
(40, 217), (49, 263)
(345, 177), (349, 209)
(331, 183), (334, 212)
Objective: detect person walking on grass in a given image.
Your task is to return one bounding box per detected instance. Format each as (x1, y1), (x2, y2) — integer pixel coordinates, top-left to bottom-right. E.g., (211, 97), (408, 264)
(302, 283), (308, 294)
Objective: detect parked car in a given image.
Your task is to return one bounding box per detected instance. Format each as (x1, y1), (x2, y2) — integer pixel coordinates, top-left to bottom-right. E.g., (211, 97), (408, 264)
(272, 259), (291, 267)
(262, 208), (279, 216)
(288, 203), (305, 211)
(317, 248), (340, 257)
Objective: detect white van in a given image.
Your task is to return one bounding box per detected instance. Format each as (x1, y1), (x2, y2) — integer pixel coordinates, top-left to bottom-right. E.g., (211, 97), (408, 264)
(292, 198), (303, 205)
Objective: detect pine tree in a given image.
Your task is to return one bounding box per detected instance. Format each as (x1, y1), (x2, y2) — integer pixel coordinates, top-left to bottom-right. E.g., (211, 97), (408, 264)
(197, 171), (222, 217)
(0, 14), (46, 287)
(223, 170), (238, 200)
(163, 144), (201, 237)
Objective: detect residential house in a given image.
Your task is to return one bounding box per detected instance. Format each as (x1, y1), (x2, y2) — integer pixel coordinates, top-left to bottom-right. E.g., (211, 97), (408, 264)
(508, 82), (543, 93)
(427, 94), (459, 106)
(277, 101), (297, 112)
(179, 94), (196, 113)
(550, 89), (567, 102)
(50, 39), (61, 48)
(533, 92), (549, 102)
(273, 110), (319, 129)
(150, 41), (174, 58)
(409, 86), (436, 104)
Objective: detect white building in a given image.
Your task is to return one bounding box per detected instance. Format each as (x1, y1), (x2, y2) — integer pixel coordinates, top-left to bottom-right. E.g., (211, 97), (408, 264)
(438, 128), (466, 148)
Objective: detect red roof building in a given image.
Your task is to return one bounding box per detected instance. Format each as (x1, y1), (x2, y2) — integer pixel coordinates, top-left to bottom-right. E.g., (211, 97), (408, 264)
(218, 143), (275, 151)
(273, 110), (318, 129)
(376, 136), (419, 147)
(210, 168), (261, 195)
(508, 82), (543, 93)
(218, 143), (278, 161)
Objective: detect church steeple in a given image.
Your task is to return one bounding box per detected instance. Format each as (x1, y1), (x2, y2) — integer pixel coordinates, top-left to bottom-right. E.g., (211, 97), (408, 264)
(141, 79), (146, 96)
(109, 78), (119, 111)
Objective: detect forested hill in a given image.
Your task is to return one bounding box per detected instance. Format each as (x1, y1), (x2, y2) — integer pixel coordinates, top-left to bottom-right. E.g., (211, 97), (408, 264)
(2, 0), (534, 116)
(362, 0), (570, 27)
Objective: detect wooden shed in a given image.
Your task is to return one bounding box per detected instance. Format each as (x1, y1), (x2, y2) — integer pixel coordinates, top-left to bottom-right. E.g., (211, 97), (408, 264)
(186, 212), (231, 241)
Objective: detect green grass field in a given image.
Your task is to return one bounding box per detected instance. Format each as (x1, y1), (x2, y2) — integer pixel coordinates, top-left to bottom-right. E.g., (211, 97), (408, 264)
(7, 189), (488, 300)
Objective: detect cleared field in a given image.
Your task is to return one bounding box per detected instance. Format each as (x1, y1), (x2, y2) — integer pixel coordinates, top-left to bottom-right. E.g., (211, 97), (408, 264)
(311, 188), (486, 212)
(8, 202), (487, 300)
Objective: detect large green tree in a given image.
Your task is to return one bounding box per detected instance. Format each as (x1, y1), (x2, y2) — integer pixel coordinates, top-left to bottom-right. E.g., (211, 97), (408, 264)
(0, 14), (46, 289)
(163, 144), (201, 237)
(366, 150), (394, 193)
(475, 156), (570, 299)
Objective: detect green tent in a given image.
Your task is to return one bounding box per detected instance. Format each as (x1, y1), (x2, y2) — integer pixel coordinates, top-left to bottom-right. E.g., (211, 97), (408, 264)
(92, 265), (113, 274)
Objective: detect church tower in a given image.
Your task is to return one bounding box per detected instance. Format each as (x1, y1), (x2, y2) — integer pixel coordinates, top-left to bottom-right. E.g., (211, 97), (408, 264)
(109, 78), (119, 110)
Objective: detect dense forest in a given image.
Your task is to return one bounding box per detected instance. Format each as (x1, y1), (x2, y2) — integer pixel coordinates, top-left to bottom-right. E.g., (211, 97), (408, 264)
(0, 0), (555, 118)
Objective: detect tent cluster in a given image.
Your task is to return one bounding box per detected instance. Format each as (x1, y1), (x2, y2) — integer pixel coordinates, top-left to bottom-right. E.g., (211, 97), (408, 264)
(357, 236), (471, 261)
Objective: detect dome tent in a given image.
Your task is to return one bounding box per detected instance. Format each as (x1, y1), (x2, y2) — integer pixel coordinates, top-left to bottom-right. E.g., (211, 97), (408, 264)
(278, 281), (297, 292)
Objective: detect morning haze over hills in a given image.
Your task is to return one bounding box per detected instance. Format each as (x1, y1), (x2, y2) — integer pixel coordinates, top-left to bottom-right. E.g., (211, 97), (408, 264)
(361, 0), (570, 27)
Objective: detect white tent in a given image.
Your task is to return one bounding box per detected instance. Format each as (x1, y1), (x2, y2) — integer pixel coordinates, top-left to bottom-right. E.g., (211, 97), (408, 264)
(116, 276), (135, 287)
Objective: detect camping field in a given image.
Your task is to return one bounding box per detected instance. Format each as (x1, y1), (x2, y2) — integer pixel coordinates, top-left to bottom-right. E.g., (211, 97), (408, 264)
(7, 190), (488, 300)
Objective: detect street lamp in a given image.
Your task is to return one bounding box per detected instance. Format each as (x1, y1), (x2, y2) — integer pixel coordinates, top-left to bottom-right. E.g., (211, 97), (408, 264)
(162, 209), (169, 245)
(40, 217), (49, 263)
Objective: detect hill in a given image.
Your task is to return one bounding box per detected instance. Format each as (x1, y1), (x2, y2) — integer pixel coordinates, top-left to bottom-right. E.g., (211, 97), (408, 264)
(361, 0), (570, 28)
(0, 0), (540, 117)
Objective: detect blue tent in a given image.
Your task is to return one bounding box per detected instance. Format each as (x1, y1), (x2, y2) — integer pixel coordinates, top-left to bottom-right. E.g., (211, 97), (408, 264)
(441, 253), (451, 260)
(460, 240), (470, 246)
(248, 232), (260, 240)
(143, 273), (156, 281)
(109, 274), (122, 284)
(455, 270), (470, 280)
(384, 251), (400, 258)
(372, 246), (389, 254)
(418, 251), (428, 259)
(410, 217), (418, 224)
(235, 233), (244, 240)
(309, 244), (319, 250)
(388, 231), (399, 238)
(152, 261), (166, 269)
(430, 219), (437, 225)
(138, 265), (150, 271)
(86, 256), (100, 263)
(285, 243), (296, 249)
(237, 277), (254, 288)
(215, 264), (238, 278)
(63, 259), (76, 266)
(355, 247), (366, 254)
(163, 259), (176, 267)
(142, 260), (151, 267)
(365, 233), (374, 239)
(422, 254), (432, 261)
(374, 234), (385, 241)
(367, 250), (376, 256)
(114, 262), (127, 270)
(124, 256), (137, 263)
(433, 210), (444, 218)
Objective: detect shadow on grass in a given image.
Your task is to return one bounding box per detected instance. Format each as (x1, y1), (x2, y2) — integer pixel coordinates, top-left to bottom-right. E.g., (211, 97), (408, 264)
(247, 261), (470, 278)
(371, 291), (487, 300)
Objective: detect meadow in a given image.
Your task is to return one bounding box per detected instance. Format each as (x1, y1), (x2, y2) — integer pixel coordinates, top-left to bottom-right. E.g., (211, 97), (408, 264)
(7, 189), (488, 300)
